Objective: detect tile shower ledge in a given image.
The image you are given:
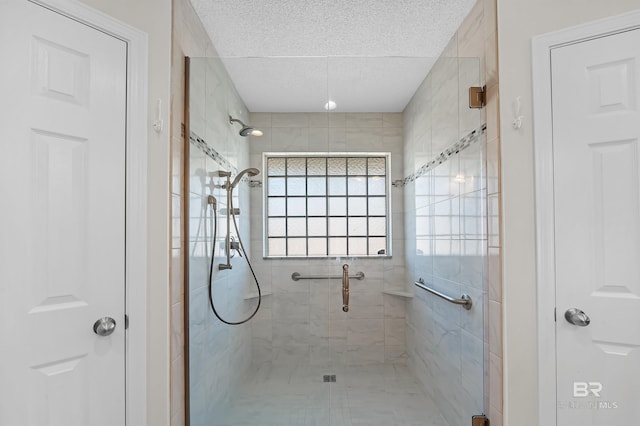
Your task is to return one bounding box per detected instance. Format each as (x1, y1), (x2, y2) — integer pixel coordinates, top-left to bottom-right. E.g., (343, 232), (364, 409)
(244, 292), (273, 300)
(382, 290), (414, 298)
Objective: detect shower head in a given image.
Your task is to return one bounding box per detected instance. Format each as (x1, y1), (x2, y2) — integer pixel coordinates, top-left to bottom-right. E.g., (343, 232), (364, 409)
(230, 168), (260, 189)
(229, 115), (263, 137)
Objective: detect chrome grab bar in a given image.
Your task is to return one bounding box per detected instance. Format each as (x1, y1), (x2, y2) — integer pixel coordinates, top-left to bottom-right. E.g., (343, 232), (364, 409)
(342, 264), (350, 312)
(291, 271), (365, 281)
(414, 278), (472, 310)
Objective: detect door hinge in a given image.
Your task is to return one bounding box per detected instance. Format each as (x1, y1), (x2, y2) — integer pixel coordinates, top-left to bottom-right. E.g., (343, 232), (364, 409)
(472, 414), (489, 426)
(469, 86), (486, 108)
(125, 314), (129, 330)
(554, 307), (557, 322)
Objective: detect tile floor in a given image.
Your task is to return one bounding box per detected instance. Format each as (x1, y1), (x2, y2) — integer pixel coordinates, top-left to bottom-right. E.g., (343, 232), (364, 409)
(211, 363), (449, 426)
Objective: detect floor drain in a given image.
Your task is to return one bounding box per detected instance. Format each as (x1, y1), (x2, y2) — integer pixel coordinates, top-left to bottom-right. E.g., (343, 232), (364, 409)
(323, 375), (336, 382)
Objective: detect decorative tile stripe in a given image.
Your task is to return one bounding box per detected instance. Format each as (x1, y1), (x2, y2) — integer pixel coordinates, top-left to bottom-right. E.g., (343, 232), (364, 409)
(392, 123), (487, 188)
(189, 131), (237, 174)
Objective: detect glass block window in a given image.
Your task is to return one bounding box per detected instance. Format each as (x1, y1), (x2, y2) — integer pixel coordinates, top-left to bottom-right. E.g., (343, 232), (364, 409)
(265, 154), (390, 257)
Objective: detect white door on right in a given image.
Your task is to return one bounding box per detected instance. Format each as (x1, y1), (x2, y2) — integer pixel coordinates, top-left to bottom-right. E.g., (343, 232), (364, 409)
(551, 28), (640, 425)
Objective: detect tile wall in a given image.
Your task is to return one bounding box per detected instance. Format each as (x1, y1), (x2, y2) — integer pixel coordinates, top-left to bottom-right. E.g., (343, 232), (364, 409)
(246, 112), (408, 367)
(187, 58), (255, 426)
(171, 1), (255, 424)
(477, 0), (502, 423)
(403, 0), (502, 425)
(403, 55), (486, 425)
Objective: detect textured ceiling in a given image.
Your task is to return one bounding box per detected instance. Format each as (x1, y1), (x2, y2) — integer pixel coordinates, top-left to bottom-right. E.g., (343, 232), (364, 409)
(189, 0), (477, 112)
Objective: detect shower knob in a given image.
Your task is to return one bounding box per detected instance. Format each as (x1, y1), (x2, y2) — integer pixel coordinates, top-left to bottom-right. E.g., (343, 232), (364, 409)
(93, 317), (117, 336)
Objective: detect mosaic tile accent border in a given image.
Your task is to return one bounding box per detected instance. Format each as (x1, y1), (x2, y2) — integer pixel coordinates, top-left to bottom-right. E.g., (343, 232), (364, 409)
(189, 131), (237, 174)
(392, 123), (487, 188)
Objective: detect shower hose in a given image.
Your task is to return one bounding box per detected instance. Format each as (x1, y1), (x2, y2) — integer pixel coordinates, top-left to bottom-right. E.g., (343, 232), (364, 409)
(207, 194), (261, 325)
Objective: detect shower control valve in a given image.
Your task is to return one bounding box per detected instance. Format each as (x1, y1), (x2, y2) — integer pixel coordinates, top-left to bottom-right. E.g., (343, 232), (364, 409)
(230, 240), (243, 257)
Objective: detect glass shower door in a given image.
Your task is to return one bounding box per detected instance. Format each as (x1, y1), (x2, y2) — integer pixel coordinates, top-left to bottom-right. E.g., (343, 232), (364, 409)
(403, 55), (487, 425)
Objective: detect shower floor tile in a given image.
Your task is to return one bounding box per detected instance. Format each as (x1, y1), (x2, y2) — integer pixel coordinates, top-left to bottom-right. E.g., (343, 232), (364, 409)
(210, 364), (449, 426)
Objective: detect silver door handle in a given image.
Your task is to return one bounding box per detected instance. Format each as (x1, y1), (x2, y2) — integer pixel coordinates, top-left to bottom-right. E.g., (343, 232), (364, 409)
(564, 308), (590, 327)
(93, 317), (117, 336)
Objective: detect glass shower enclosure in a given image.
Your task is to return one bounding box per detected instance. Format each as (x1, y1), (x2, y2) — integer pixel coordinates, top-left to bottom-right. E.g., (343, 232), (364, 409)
(184, 55), (487, 426)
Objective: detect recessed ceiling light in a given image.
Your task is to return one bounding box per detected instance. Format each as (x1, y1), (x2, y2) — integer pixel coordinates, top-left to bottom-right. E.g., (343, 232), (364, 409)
(324, 100), (337, 111)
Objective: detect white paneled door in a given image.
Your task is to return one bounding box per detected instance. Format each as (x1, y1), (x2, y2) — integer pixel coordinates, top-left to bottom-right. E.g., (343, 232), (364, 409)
(0, 1), (127, 425)
(551, 28), (640, 424)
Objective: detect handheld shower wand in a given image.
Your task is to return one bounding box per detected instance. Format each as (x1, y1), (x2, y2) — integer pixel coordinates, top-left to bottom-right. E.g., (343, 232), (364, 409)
(229, 167), (259, 189)
(206, 168), (262, 325)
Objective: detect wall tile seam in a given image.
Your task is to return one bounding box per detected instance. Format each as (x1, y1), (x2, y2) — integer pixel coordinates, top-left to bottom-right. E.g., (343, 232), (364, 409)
(170, 133), (184, 148)
(485, 30), (498, 54)
(486, 134), (500, 144)
(489, 402), (503, 415)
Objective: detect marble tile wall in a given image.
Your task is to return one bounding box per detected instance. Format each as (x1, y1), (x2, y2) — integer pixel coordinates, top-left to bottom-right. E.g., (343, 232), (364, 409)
(186, 58), (255, 426)
(402, 0), (501, 424)
(246, 112), (409, 368)
(171, 1), (256, 424)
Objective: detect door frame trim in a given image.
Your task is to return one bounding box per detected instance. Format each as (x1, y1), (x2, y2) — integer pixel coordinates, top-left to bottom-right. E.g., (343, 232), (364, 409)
(532, 10), (640, 426)
(27, 1), (149, 424)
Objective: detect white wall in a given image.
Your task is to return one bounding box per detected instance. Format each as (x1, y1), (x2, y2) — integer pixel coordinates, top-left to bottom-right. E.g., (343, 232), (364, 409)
(496, 1), (639, 424)
(76, 1), (172, 425)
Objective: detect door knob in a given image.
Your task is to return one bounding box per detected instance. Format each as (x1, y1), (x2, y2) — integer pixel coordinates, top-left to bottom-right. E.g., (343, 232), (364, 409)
(93, 317), (117, 336)
(564, 308), (590, 327)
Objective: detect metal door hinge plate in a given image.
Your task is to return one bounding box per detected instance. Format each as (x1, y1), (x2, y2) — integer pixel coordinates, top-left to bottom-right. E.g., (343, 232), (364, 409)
(472, 414), (489, 426)
(469, 86), (486, 108)
(125, 314), (129, 330)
